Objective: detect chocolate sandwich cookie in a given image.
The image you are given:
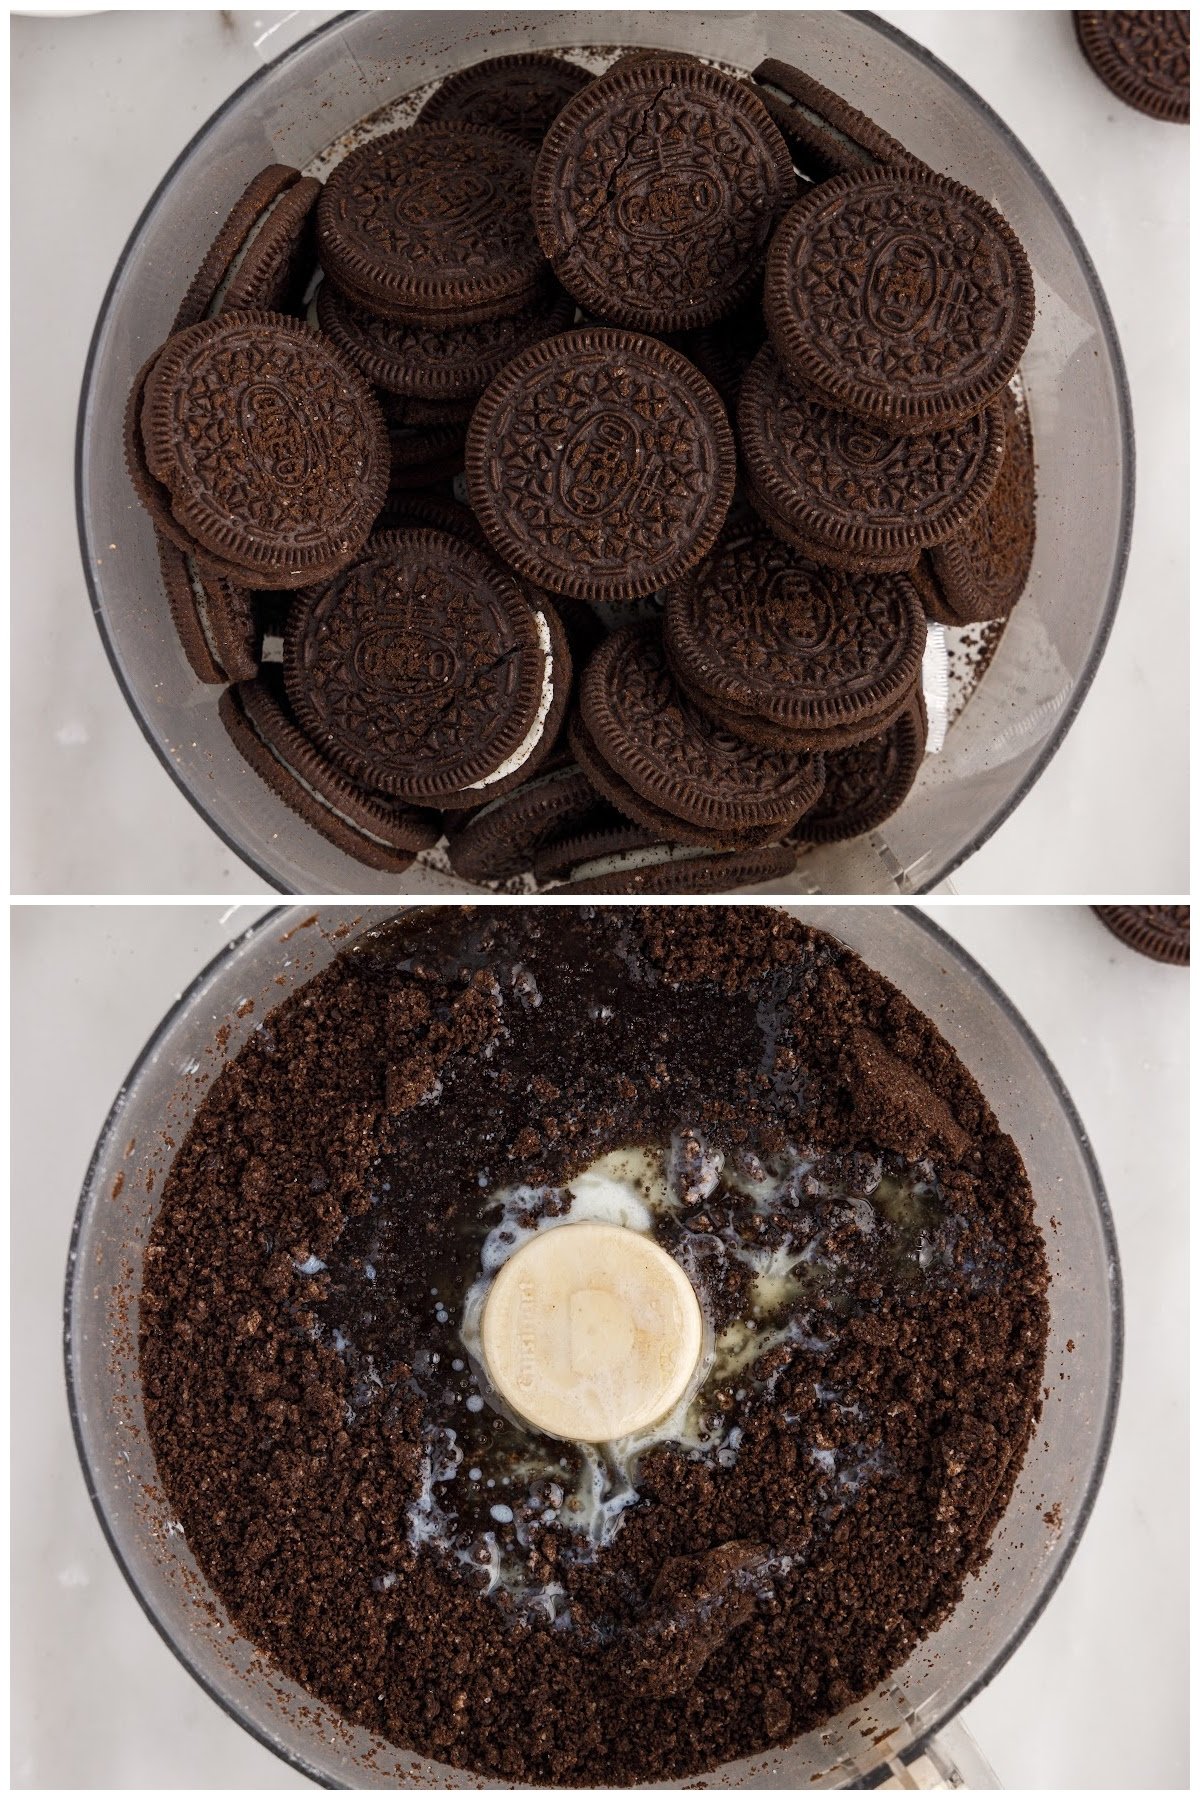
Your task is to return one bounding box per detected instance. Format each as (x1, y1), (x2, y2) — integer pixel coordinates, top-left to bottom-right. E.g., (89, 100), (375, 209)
(172, 164), (301, 332)
(416, 51), (593, 143)
(1093, 905), (1190, 965)
(532, 58), (794, 332)
(553, 839), (799, 894)
(124, 352), (257, 582)
(156, 533), (258, 684)
(141, 311), (389, 588)
(793, 692), (927, 843)
(445, 762), (605, 883)
(316, 124), (547, 325)
(316, 279), (575, 401)
(284, 529), (556, 804)
(919, 385), (1036, 624)
(219, 681), (439, 872)
(738, 344), (1006, 572)
(578, 624), (825, 838)
(1075, 12), (1189, 121)
(466, 327), (736, 602)
(765, 168), (1036, 429)
(221, 176), (323, 315)
(664, 520), (927, 752)
(531, 818), (656, 885)
(567, 710), (762, 848)
(440, 598), (574, 811)
(751, 57), (924, 181)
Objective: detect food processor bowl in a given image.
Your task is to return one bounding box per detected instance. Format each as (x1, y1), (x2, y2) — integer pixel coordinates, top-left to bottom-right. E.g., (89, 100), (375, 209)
(77, 10), (1132, 896)
(65, 904), (1121, 1787)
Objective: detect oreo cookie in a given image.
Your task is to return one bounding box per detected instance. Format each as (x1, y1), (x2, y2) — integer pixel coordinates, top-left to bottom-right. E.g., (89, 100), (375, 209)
(551, 839), (799, 894)
(577, 623), (825, 841)
(1075, 12), (1189, 121)
(284, 529), (561, 804)
(140, 311), (390, 588)
(416, 51), (592, 143)
(532, 818), (655, 886)
(316, 279), (575, 401)
(1093, 906), (1189, 965)
(920, 385), (1036, 624)
(172, 164), (302, 332)
(738, 345), (1006, 572)
(466, 327), (735, 602)
(751, 57), (925, 181)
(316, 124), (547, 325)
(664, 520), (927, 751)
(532, 58), (794, 332)
(445, 762), (605, 883)
(220, 176), (322, 315)
(156, 533), (258, 685)
(793, 694), (927, 843)
(219, 681), (439, 873)
(764, 168), (1036, 428)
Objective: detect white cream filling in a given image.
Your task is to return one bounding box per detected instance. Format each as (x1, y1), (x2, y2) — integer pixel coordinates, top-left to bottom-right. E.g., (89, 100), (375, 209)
(246, 710), (403, 853)
(184, 559), (223, 666)
(566, 844), (709, 883)
(466, 612), (554, 790)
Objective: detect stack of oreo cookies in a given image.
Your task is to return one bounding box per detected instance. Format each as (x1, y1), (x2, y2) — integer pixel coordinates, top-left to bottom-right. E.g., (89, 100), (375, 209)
(124, 47), (1041, 889)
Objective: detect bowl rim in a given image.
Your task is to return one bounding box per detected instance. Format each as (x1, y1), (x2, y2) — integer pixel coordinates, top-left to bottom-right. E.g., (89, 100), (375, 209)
(63, 900), (1124, 1788)
(74, 10), (1135, 891)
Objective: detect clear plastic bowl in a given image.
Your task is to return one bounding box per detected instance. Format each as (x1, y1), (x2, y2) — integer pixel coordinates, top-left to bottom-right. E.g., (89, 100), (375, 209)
(76, 12), (1132, 895)
(65, 904), (1121, 1787)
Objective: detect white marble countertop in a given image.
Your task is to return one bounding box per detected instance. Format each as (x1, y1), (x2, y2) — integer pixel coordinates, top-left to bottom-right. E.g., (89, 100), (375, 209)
(10, 9), (1189, 896)
(11, 902), (1187, 1787)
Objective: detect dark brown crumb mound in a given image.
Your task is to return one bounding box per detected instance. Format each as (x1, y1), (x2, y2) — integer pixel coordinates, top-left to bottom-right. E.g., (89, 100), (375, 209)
(139, 907), (1048, 1785)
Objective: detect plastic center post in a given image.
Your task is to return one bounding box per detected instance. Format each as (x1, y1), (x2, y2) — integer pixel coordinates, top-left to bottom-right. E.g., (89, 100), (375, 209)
(479, 1221), (704, 1443)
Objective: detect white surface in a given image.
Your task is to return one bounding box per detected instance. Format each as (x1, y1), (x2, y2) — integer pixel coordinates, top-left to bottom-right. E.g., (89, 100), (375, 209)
(9, 9), (1189, 896)
(10, 902), (1188, 1788)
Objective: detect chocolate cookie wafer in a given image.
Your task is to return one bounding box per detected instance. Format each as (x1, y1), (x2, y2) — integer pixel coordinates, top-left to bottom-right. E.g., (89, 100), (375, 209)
(156, 534), (258, 684)
(141, 311), (390, 588)
(793, 693), (927, 843)
(466, 327), (735, 603)
(316, 124), (547, 325)
(416, 51), (592, 143)
(919, 385), (1036, 624)
(738, 344), (1006, 572)
(445, 762), (606, 883)
(532, 818), (656, 885)
(765, 167), (1036, 429)
(284, 529), (557, 804)
(1075, 11), (1189, 121)
(751, 57), (925, 180)
(567, 710), (772, 849)
(221, 176), (322, 315)
(219, 681), (439, 872)
(532, 58), (794, 332)
(664, 521), (927, 752)
(172, 164), (301, 332)
(1093, 905), (1190, 965)
(316, 279), (574, 402)
(124, 351), (265, 585)
(578, 624), (825, 839)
